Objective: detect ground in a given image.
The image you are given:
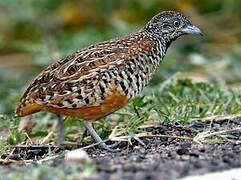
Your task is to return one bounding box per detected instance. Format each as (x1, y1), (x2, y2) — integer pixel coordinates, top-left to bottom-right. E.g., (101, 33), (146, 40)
(1, 116), (240, 180)
(0, 2), (241, 179)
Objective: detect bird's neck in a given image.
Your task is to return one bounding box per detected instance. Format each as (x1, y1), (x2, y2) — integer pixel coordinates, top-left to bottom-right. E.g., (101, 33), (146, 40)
(141, 32), (168, 65)
(118, 31), (170, 98)
(128, 31), (168, 88)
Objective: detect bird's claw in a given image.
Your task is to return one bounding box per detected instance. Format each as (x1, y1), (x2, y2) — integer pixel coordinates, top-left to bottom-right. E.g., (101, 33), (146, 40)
(99, 142), (121, 152)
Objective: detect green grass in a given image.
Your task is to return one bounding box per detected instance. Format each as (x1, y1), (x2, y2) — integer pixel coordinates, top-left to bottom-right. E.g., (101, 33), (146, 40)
(0, 162), (96, 180)
(0, 0), (241, 178)
(1, 78), (240, 155)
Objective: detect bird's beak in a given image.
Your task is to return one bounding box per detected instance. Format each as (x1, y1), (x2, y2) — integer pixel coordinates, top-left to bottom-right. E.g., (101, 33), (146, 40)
(182, 25), (203, 36)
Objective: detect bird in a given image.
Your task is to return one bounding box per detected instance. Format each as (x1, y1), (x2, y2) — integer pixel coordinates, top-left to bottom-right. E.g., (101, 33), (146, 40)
(15, 11), (202, 152)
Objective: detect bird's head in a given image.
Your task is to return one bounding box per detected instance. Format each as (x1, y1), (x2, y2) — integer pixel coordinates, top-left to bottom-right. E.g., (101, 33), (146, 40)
(145, 11), (203, 42)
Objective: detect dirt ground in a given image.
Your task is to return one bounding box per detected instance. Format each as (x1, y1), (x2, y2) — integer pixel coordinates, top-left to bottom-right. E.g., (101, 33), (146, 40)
(86, 117), (241, 180)
(1, 117), (241, 180)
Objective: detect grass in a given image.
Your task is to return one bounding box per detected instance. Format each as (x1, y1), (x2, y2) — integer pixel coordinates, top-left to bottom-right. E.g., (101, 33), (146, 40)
(0, 27), (240, 179)
(1, 47), (240, 178)
(0, 162), (96, 180)
(0, 78), (240, 180)
(1, 77), (240, 153)
(0, 0), (241, 178)
(0, 55), (241, 179)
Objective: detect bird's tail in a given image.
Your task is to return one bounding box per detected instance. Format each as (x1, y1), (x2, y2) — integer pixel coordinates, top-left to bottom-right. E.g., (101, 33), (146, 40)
(14, 101), (42, 118)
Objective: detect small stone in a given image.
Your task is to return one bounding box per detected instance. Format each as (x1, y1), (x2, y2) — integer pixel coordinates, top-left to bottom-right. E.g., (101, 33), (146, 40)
(65, 149), (92, 165)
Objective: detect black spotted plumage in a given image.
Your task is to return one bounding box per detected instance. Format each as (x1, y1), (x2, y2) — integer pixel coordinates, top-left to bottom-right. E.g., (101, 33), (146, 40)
(14, 10), (202, 151)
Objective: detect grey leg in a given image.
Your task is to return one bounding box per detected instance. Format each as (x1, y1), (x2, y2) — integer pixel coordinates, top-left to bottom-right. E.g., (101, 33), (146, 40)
(56, 116), (65, 146)
(83, 122), (119, 152)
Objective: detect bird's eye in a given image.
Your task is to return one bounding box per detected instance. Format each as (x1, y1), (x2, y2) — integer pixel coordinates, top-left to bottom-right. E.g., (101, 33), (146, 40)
(174, 20), (180, 27)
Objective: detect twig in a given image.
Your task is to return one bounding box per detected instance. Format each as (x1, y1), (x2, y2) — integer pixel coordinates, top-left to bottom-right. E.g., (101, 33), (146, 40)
(36, 154), (62, 164)
(191, 114), (241, 122)
(5, 148), (16, 161)
(0, 158), (34, 165)
(40, 131), (54, 144)
(110, 132), (192, 142)
(24, 132), (33, 144)
(80, 139), (109, 150)
(141, 134), (193, 140)
(108, 126), (119, 139)
(193, 127), (241, 144)
(11, 145), (57, 148)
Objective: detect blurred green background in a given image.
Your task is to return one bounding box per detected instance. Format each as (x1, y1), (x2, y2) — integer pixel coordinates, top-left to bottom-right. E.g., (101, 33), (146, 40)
(0, 0), (241, 115)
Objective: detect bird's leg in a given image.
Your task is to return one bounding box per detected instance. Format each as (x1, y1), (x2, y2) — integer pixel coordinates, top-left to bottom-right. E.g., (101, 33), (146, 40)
(83, 121), (119, 152)
(56, 115), (65, 147)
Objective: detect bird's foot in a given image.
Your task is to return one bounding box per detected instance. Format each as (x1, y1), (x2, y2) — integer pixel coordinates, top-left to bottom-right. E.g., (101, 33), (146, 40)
(106, 141), (120, 148)
(83, 122), (121, 152)
(99, 142), (120, 152)
(56, 144), (65, 151)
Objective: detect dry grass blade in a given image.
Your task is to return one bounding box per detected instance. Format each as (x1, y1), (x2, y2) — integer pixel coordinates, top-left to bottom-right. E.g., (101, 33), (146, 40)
(24, 132), (33, 144)
(80, 139), (109, 150)
(40, 131), (54, 144)
(36, 154), (63, 164)
(110, 132), (192, 142)
(192, 114), (241, 122)
(0, 158), (34, 165)
(193, 127), (241, 144)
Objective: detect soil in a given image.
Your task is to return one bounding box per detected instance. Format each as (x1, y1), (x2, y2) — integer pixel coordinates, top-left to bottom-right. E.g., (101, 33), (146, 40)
(1, 116), (241, 180)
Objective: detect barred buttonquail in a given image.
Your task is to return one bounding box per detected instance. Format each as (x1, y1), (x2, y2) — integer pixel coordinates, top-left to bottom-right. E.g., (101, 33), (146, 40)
(15, 11), (202, 151)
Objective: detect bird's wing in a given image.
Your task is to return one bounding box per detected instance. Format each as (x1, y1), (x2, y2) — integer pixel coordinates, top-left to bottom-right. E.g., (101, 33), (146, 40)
(19, 38), (130, 108)
(17, 33), (155, 110)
